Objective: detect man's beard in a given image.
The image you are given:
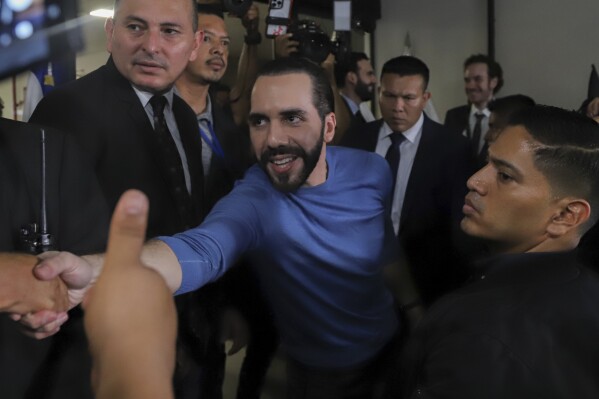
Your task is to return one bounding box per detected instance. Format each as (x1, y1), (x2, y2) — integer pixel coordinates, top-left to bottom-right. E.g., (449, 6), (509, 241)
(200, 72), (222, 85)
(355, 79), (374, 102)
(199, 60), (226, 85)
(259, 128), (324, 193)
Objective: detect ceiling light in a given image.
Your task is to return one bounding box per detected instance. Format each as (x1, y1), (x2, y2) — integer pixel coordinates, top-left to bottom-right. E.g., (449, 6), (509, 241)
(90, 9), (114, 18)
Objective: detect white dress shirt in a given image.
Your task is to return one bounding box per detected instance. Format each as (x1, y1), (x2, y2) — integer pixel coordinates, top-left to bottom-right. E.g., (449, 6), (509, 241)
(375, 113), (424, 235)
(467, 104), (491, 154)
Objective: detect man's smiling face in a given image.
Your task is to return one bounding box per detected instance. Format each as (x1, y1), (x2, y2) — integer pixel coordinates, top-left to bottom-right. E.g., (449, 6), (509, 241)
(248, 72), (334, 192)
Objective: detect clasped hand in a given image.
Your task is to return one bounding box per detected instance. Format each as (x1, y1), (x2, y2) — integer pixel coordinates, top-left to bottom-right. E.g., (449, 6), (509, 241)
(9, 250), (96, 338)
(0, 252), (69, 323)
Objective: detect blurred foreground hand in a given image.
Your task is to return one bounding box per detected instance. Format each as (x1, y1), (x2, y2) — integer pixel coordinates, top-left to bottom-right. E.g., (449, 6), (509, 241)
(83, 189), (177, 399)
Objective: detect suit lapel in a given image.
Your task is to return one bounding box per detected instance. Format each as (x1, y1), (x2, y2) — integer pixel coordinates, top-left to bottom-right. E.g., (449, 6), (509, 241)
(355, 110), (367, 124)
(173, 95), (204, 222)
(105, 58), (159, 155)
(363, 120), (384, 151)
(399, 116), (435, 230)
(105, 59), (176, 189)
(461, 106), (471, 138)
(105, 59), (182, 205)
(106, 58), (204, 224)
(105, 58), (153, 132)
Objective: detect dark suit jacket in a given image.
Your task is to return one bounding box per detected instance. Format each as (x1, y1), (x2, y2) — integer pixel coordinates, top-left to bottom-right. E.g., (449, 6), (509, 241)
(0, 117), (108, 399)
(340, 96), (367, 125)
(0, 117), (108, 253)
(336, 96), (367, 143)
(444, 104), (470, 136)
(30, 58), (204, 237)
(29, 58), (220, 396)
(340, 115), (477, 304)
(445, 104), (490, 169)
(178, 94), (255, 397)
(579, 222), (599, 272)
(401, 251), (599, 399)
(203, 96), (252, 212)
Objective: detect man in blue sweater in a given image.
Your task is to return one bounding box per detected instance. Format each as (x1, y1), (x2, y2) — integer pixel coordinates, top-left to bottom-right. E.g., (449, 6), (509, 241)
(21, 58), (418, 398)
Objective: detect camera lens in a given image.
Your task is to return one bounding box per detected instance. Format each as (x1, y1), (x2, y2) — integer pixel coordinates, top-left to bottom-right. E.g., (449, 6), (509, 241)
(291, 20), (331, 64)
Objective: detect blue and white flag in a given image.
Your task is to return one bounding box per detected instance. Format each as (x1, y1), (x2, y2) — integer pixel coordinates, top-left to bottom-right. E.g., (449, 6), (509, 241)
(22, 58), (75, 121)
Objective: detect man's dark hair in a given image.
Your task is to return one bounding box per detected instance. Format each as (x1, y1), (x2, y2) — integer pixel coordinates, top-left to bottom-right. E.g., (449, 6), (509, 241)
(255, 57), (334, 119)
(488, 94), (536, 129)
(113, 0), (199, 31)
(464, 54), (504, 94)
(381, 56), (429, 90)
(196, 3), (225, 19)
(508, 105), (599, 230)
(334, 52), (369, 88)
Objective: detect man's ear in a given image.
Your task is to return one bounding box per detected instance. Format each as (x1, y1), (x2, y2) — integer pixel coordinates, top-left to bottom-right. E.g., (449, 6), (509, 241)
(347, 71), (358, 86)
(489, 77), (498, 92)
(188, 30), (203, 62)
(323, 112), (336, 144)
(104, 18), (115, 53)
(546, 198), (591, 237)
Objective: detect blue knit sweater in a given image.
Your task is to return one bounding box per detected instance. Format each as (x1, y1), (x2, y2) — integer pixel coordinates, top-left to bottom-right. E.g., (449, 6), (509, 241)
(160, 146), (398, 368)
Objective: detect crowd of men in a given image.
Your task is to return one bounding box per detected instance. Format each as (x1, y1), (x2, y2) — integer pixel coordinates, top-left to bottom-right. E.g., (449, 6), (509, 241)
(1, 0), (599, 398)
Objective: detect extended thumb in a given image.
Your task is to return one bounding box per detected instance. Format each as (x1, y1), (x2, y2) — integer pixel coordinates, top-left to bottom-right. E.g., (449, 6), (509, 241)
(104, 189), (149, 269)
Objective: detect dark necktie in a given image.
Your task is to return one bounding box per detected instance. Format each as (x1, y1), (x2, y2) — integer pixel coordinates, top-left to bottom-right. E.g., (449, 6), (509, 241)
(355, 110), (366, 124)
(149, 95), (193, 226)
(385, 132), (406, 190)
(471, 112), (485, 156)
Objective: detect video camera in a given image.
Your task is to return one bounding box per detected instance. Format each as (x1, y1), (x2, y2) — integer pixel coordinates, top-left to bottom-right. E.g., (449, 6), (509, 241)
(287, 20), (350, 65)
(266, 0), (355, 65)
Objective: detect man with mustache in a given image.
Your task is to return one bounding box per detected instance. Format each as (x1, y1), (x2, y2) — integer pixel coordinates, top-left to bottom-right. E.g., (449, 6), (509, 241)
(30, 0), (203, 237)
(444, 54), (504, 167)
(401, 106), (599, 398)
(341, 56), (475, 307)
(175, 4), (254, 211)
(24, 57), (416, 399)
(28, 0), (215, 396)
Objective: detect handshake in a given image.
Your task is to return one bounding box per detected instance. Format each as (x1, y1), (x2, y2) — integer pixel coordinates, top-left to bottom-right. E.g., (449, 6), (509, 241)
(1, 190), (177, 398)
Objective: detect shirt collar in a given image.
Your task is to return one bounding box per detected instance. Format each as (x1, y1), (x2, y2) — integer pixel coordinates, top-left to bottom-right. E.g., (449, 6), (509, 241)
(340, 93), (360, 115)
(133, 86), (175, 109)
(197, 95), (214, 125)
(469, 103), (491, 118)
(381, 112), (424, 144)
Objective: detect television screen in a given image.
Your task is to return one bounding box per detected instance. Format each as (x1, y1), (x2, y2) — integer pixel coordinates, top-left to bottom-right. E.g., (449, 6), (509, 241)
(0, 0), (85, 80)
